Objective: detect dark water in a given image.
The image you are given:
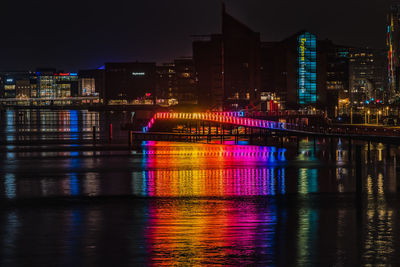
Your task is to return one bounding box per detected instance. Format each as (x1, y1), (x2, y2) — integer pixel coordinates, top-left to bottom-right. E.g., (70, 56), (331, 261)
(1, 109), (400, 266)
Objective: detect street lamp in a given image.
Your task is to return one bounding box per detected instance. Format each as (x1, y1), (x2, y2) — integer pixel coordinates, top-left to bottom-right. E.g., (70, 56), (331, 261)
(350, 107), (353, 125)
(378, 110), (382, 125)
(367, 110), (370, 124)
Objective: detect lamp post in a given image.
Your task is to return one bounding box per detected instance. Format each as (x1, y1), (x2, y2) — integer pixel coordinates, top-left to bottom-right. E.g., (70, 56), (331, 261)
(378, 110), (382, 125)
(367, 110), (370, 124)
(365, 109), (367, 125)
(350, 107), (353, 125)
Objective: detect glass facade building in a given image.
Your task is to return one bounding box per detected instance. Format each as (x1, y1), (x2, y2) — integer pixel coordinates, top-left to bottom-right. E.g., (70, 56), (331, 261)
(387, 3), (400, 95)
(297, 32), (317, 105)
(38, 73), (56, 98)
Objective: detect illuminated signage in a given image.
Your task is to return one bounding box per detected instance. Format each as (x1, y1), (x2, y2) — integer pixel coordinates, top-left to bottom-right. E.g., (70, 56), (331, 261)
(6, 78), (14, 83)
(300, 38), (306, 61)
(53, 73), (78, 76)
(299, 38), (307, 93)
(298, 32), (317, 105)
(132, 72), (146, 76)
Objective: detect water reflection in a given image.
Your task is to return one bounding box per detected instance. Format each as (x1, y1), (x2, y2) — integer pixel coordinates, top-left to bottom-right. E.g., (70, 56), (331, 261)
(0, 109), (100, 142)
(146, 199), (280, 265)
(0, 139), (398, 199)
(4, 174), (16, 199)
(132, 168), (287, 197)
(0, 110), (400, 265)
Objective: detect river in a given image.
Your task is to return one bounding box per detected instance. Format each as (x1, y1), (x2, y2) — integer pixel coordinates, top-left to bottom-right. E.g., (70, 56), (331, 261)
(0, 109), (399, 266)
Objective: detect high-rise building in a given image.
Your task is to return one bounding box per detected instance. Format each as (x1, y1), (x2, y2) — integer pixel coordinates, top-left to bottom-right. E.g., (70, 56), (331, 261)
(193, 34), (224, 110)
(260, 31), (327, 111)
(297, 32), (318, 105)
(317, 41), (350, 116)
(348, 48), (387, 105)
(193, 4), (261, 110)
(222, 5), (261, 109)
(387, 2), (400, 96)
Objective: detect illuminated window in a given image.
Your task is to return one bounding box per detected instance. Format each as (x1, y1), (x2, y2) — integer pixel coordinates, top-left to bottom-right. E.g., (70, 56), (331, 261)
(297, 32), (317, 105)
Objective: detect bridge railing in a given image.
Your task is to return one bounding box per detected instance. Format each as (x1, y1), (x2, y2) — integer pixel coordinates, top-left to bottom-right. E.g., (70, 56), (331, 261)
(143, 112), (290, 133)
(142, 112), (400, 138)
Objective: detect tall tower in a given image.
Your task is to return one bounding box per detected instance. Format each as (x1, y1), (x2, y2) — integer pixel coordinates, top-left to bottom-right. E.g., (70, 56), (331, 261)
(387, 2), (400, 97)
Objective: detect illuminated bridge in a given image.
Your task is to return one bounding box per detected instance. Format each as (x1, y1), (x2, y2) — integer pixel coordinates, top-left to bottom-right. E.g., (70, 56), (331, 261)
(142, 112), (290, 133)
(126, 112), (400, 145)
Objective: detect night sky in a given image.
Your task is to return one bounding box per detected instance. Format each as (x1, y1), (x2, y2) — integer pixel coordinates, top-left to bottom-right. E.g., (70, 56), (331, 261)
(0, 0), (393, 71)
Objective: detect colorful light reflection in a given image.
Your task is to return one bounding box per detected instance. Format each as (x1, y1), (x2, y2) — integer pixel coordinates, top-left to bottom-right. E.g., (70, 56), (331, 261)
(143, 112), (290, 133)
(132, 142), (287, 197)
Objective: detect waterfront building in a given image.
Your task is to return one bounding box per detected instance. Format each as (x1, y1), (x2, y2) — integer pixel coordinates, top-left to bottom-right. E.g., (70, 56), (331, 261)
(29, 74), (38, 98)
(0, 71), (34, 99)
(0, 77), (3, 98)
(3, 76), (16, 98)
(55, 72), (79, 97)
(319, 41), (350, 116)
(155, 58), (196, 106)
(36, 69), (79, 98)
(387, 2), (400, 97)
(79, 76), (96, 96)
(348, 47), (387, 106)
(156, 63), (176, 101)
(222, 5), (261, 110)
(104, 62), (156, 104)
(260, 31), (327, 111)
(259, 42), (286, 112)
(173, 57), (197, 104)
(193, 34), (224, 110)
(37, 69), (57, 98)
(193, 4), (261, 111)
(79, 69), (105, 100)
(15, 79), (31, 98)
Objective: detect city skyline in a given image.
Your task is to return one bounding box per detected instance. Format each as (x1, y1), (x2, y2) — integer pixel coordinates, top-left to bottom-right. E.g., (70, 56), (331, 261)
(0, 0), (394, 71)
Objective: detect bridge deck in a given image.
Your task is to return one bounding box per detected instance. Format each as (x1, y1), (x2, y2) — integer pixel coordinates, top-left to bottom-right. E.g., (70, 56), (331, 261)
(138, 112), (400, 144)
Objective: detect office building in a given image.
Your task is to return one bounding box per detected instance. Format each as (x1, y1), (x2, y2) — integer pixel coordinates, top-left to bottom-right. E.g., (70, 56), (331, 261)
(348, 47), (387, 105)
(79, 69), (105, 100)
(193, 4), (261, 110)
(193, 34), (224, 110)
(156, 63), (176, 100)
(387, 2), (400, 96)
(37, 69), (57, 98)
(55, 73), (79, 97)
(104, 62), (156, 104)
(318, 41), (350, 116)
(36, 69), (79, 98)
(0, 71), (34, 99)
(260, 31), (327, 111)
(173, 58), (196, 103)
